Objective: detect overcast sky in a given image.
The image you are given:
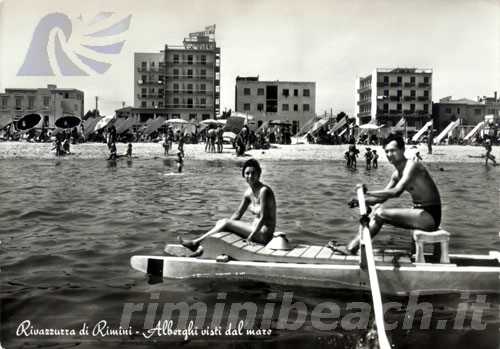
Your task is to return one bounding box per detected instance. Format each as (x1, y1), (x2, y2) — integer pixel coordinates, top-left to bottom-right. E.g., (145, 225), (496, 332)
(0, 0), (498, 116)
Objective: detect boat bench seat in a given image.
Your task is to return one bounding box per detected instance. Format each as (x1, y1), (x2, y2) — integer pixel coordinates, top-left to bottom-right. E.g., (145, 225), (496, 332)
(413, 229), (450, 263)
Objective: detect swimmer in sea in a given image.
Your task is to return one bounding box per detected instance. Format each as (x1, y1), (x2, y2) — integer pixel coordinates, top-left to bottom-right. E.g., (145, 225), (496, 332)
(179, 159), (276, 250)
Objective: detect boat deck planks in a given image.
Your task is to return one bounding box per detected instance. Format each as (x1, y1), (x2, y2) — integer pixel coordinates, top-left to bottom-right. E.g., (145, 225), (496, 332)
(301, 245), (323, 259)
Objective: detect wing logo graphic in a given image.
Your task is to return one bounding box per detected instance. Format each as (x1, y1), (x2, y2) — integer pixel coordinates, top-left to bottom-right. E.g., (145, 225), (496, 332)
(17, 12), (132, 76)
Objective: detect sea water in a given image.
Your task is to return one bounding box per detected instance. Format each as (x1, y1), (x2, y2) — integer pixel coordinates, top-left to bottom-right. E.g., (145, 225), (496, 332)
(1, 159), (499, 348)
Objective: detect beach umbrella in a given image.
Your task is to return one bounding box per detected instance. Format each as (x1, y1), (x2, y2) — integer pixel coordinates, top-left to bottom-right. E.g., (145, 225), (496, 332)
(200, 119), (225, 126)
(143, 116), (167, 136)
(223, 131), (237, 143)
(16, 113), (41, 130)
(82, 116), (100, 138)
(165, 118), (190, 124)
(55, 115), (81, 129)
(93, 114), (115, 132)
(0, 114), (13, 129)
(359, 123), (383, 130)
(230, 112), (254, 120)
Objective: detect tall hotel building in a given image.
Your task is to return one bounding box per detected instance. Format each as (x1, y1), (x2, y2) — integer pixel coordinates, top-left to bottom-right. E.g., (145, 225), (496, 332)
(355, 68), (432, 132)
(235, 76), (316, 134)
(118, 26), (220, 121)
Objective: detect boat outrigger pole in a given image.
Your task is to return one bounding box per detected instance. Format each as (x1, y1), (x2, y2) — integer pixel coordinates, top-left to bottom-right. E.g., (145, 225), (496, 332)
(356, 184), (392, 349)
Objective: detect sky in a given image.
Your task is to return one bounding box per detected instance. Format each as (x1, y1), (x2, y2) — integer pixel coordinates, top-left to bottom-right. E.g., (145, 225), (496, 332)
(0, 0), (498, 116)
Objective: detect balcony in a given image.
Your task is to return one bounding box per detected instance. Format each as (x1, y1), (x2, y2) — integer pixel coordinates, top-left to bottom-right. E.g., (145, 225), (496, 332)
(357, 85), (371, 93)
(166, 61), (214, 67)
(418, 83), (431, 88)
(165, 75), (209, 81)
(377, 82), (389, 87)
(165, 104), (212, 110)
(137, 67), (161, 73)
(138, 80), (163, 85)
(358, 111), (371, 117)
(390, 82), (402, 87)
(404, 83), (416, 88)
(417, 96), (429, 101)
(389, 96), (401, 102)
(166, 90), (213, 96)
(403, 96), (416, 101)
(357, 99), (371, 105)
(137, 94), (163, 99)
(389, 109), (401, 114)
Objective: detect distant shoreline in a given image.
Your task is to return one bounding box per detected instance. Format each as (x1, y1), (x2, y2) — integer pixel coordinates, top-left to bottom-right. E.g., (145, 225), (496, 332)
(0, 142), (496, 163)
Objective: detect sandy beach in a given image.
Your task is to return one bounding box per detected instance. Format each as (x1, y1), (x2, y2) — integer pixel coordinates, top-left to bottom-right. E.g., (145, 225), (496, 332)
(0, 141), (497, 163)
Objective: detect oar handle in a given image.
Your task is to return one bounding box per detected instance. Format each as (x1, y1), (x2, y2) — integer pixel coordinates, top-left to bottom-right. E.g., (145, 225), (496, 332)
(356, 184), (368, 217)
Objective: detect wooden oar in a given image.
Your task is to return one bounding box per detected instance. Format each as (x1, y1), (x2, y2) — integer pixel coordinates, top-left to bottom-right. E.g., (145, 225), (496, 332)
(356, 184), (391, 349)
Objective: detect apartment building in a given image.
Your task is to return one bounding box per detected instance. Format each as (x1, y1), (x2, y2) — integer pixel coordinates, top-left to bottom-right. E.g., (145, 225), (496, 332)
(127, 26), (220, 122)
(0, 84), (84, 129)
(234, 76), (316, 134)
(432, 92), (499, 133)
(355, 68), (432, 133)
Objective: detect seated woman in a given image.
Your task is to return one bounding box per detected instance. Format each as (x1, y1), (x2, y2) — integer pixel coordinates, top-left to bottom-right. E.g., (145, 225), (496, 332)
(179, 159), (276, 251)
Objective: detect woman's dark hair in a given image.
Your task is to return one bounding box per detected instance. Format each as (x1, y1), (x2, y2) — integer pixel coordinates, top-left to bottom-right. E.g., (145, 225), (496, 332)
(383, 133), (405, 149)
(241, 158), (262, 177)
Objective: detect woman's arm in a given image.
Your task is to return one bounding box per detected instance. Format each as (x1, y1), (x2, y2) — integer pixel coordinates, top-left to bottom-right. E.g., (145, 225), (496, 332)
(230, 192), (250, 220)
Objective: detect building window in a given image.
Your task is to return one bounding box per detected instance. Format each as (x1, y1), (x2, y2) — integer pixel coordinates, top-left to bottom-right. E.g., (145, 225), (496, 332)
(187, 69), (193, 79)
(200, 98), (206, 105)
(257, 88), (264, 96)
(151, 61), (155, 67)
(423, 90), (429, 97)
(282, 104), (289, 111)
(159, 88), (164, 95)
(43, 96), (50, 106)
(173, 55), (179, 63)
(383, 103), (388, 111)
(173, 84), (179, 92)
(141, 101), (146, 107)
(141, 61), (147, 68)
(173, 98), (179, 106)
(1, 96), (8, 108)
(424, 76), (429, 84)
(173, 69), (179, 78)
(457, 107), (460, 114)
(410, 76), (415, 83)
(187, 55), (193, 64)
(257, 103), (264, 111)
(28, 96), (35, 109)
(303, 104), (310, 112)
(201, 55), (206, 65)
(187, 84), (193, 93)
(200, 69), (206, 79)
(383, 90), (389, 97)
(159, 102), (163, 108)
(383, 76), (389, 83)
(293, 104), (298, 111)
(397, 103), (402, 111)
(411, 90), (416, 96)
(243, 88), (251, 96)
(410, 104), (415, 111)
(150, 88), (155, 94)
(202, 114), (210, 120)
(243, 103), (251, 111)
(152, 101), (155, 107)
(475, 109), (482, 115)
(293, 89), (298, 97)
(187, 98), (193, 108)
(397, 90), (402, 97)
(189, 113), (197, 120)
(303, 89), (310, 97)
(424, 104), (429, 112)
(282, 89), (289, 97)
(15, 96), (22, 109)
(397, 76), (402, 83)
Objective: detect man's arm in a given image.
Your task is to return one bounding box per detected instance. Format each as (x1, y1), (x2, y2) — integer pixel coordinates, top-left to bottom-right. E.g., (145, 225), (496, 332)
(365, 162), (416, 203)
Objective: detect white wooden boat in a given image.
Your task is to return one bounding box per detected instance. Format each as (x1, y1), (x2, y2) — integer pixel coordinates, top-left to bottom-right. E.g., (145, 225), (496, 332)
(130, 232), (500, 296)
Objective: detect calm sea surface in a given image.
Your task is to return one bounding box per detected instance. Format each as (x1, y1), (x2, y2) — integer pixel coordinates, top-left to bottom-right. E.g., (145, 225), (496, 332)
(1, 158), (499, 349)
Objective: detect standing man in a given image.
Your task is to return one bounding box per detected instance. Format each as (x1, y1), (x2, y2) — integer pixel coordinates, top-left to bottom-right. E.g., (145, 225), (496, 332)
(427, 127), (433, 154)
(484, 139), (497, 166)
(345, 134), (442, 254)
